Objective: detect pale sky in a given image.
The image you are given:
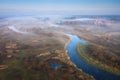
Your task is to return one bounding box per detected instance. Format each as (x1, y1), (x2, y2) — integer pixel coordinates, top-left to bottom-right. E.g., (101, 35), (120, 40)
(0, 0), (120, 17)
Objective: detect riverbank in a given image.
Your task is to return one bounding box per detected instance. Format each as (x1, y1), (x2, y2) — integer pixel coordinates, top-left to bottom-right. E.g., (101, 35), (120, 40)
(64, 34), (95, 79)
(64, 34), (71, 50)
(77, 43), (120, 76)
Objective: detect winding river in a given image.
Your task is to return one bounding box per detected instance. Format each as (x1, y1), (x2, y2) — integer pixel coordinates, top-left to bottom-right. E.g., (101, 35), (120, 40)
(8, 26), (29, 34)
(8, 25), (120, 80)
(66, 34), (120, 80)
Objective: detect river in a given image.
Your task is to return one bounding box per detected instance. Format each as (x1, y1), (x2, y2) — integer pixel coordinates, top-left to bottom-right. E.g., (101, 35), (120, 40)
(8, 26), (29, 34)
(66, 34), (120, 80)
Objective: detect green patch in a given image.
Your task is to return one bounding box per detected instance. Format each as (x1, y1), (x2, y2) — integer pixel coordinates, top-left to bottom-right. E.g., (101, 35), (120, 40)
(77, 43), (120, 76)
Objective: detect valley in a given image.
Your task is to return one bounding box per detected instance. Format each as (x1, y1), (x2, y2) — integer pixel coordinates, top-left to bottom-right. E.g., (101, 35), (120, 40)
(0, 15), (120, 80)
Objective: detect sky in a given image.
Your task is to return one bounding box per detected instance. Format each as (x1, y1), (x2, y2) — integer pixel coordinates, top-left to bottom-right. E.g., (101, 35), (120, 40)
(0, 0), (120, 17)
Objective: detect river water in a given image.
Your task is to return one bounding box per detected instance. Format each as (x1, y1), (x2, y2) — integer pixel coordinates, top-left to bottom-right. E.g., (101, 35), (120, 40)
(66, 34), (120, 80)
(8, 26), (29, 34)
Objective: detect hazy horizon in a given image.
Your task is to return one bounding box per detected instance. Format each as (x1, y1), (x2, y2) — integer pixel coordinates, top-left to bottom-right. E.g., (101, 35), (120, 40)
(0, 0), (120, 17)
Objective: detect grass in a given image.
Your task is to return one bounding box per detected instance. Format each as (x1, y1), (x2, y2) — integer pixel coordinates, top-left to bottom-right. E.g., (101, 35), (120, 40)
(77, 43), (120, 76)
